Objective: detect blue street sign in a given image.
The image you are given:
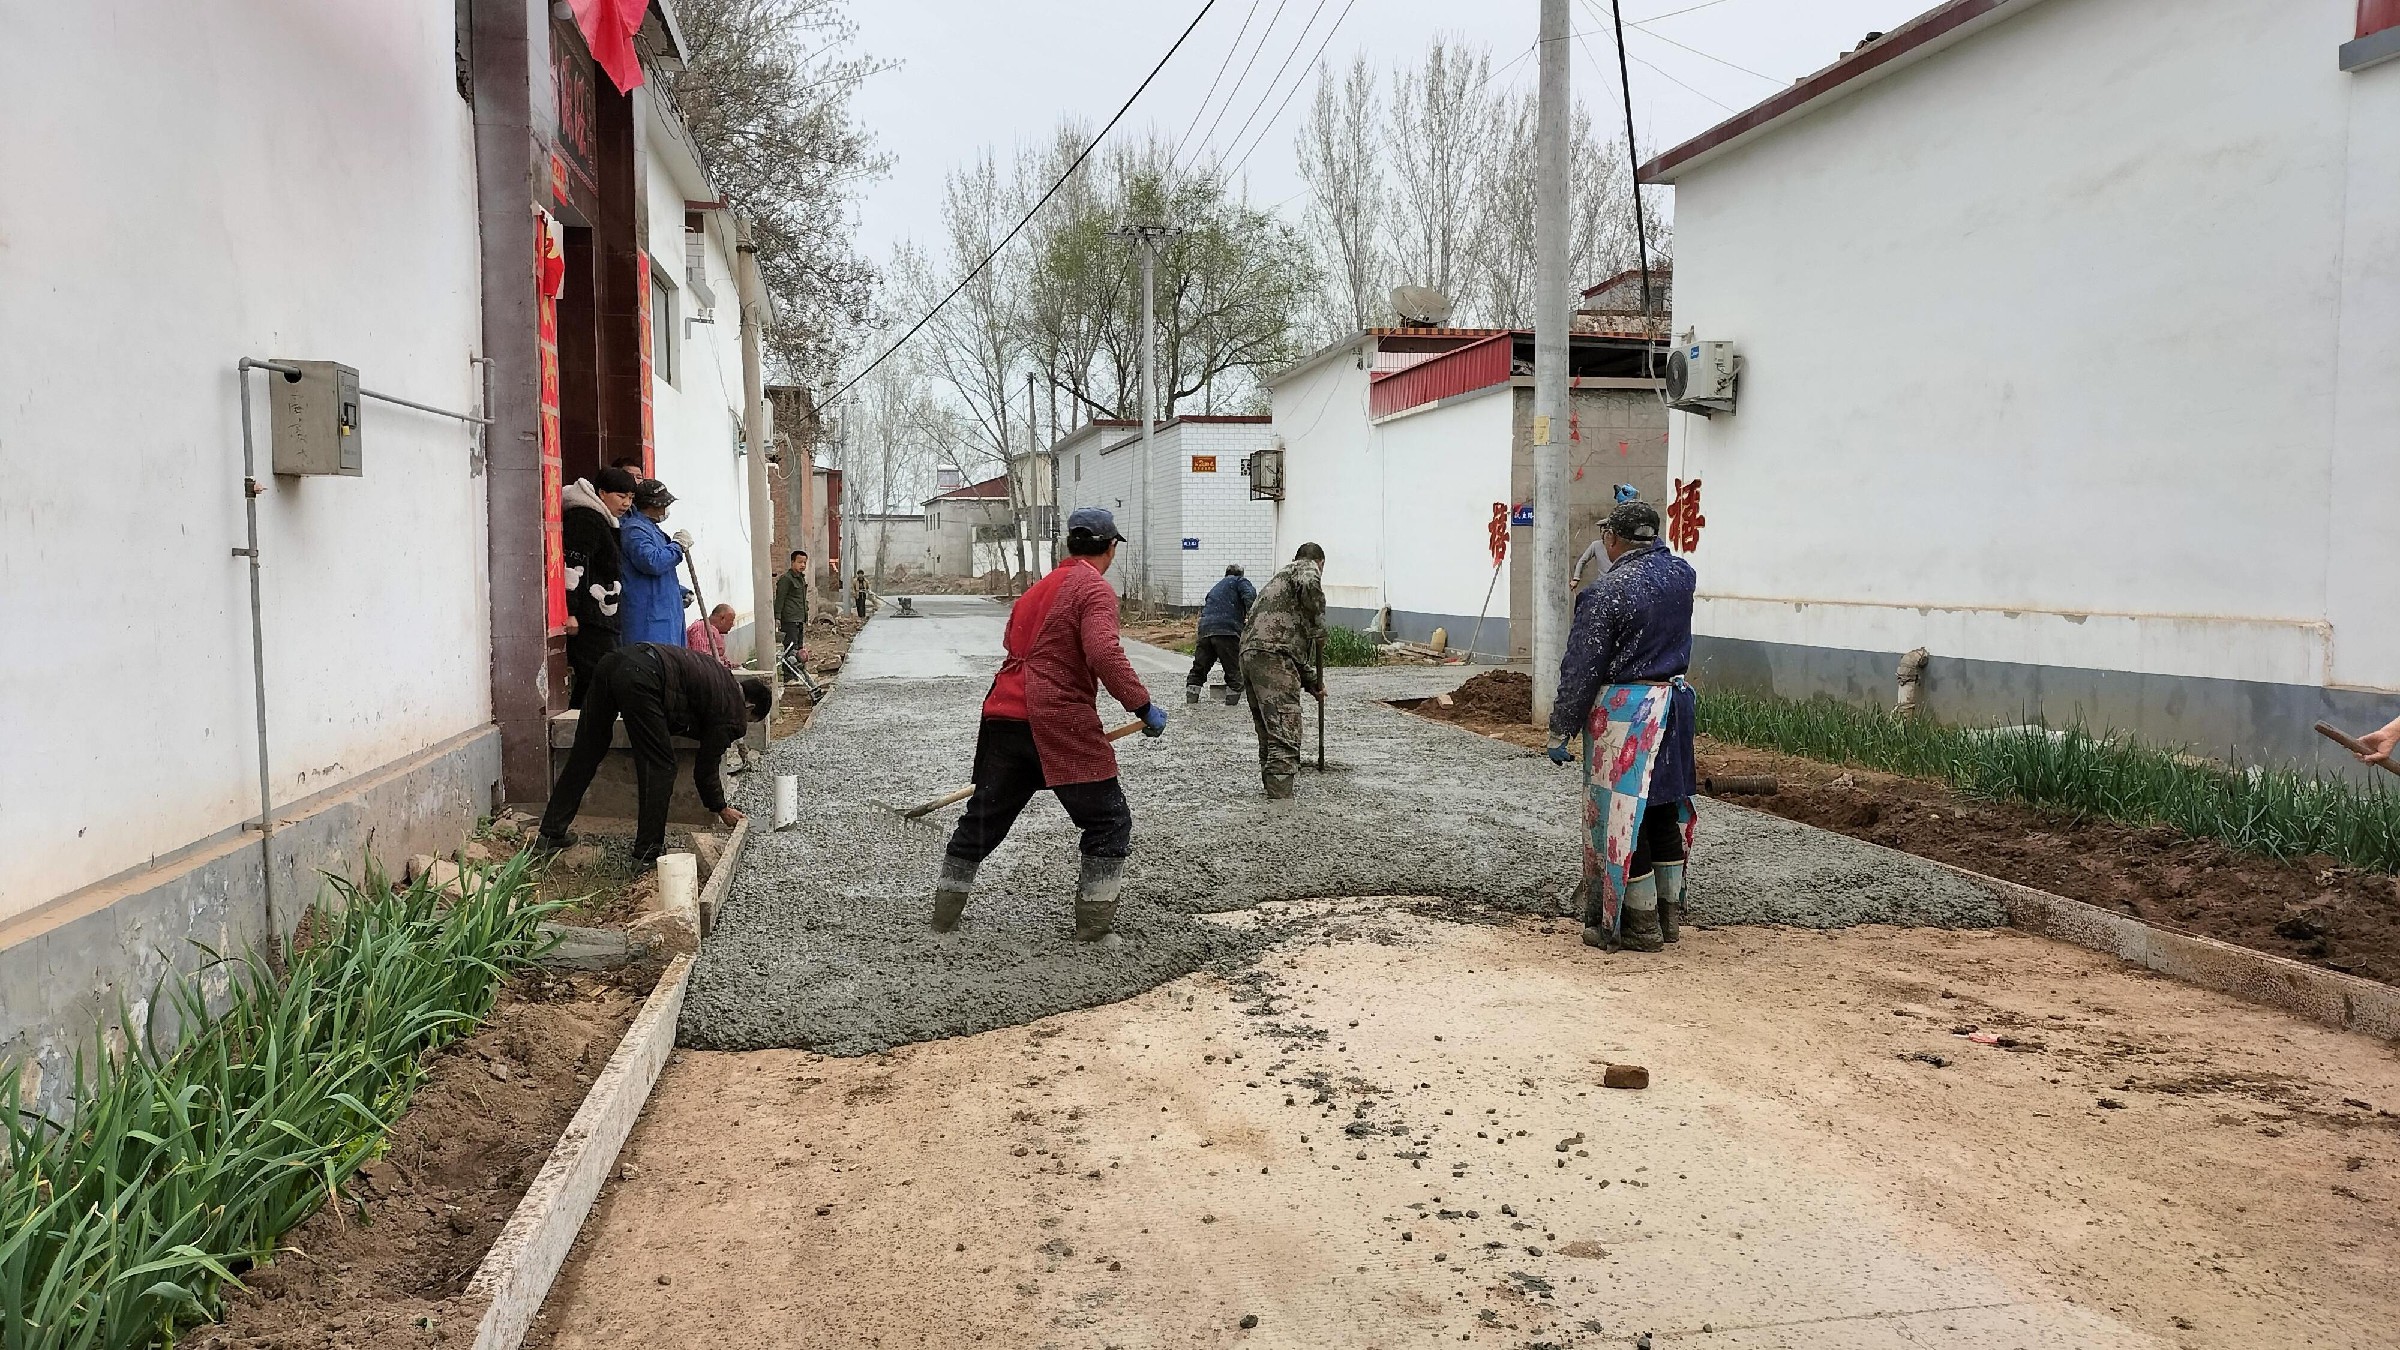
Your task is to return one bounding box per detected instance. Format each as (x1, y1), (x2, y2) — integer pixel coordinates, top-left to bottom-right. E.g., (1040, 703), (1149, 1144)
(1180, 537), (1200, 550)
(1510, 503), (1534, 527)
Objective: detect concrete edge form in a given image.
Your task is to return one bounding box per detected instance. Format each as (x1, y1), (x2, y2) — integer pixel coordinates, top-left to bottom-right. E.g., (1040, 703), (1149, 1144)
(464, 952), (694, 1350)
(1884, 848), (2400, 1042)
(697, 816), (750, 938)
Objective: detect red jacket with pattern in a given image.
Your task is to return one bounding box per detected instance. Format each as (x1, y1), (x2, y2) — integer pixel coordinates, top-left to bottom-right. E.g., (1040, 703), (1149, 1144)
(982, 558), (1153, 785)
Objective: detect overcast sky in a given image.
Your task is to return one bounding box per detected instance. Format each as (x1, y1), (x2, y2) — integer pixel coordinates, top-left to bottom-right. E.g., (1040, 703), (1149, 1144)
(846, 0), (1936, 263)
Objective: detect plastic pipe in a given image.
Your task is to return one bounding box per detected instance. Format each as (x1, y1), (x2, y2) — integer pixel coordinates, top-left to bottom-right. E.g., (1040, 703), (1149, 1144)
(774, 774), (800, 830)
(656, 852), (700, 923)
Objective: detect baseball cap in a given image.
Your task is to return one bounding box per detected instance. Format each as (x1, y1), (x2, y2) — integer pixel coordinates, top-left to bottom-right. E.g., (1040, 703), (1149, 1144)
(592, 466), (639, 494)
(633, 478), (676, 509)
(1066, 506), (1124, 542)
(1603, 500), (1662, 542)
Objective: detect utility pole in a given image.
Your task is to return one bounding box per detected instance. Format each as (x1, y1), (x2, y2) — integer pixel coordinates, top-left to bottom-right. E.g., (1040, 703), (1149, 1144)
(1530, 0), (1571, 727)
(735, 216), (776, 672)
(1111, 223), (1176, 607)
(1025, 369), (1039, 584)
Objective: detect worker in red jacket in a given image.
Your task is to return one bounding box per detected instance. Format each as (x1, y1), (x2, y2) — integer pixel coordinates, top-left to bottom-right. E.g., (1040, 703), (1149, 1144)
(931, 506), (1166, 945)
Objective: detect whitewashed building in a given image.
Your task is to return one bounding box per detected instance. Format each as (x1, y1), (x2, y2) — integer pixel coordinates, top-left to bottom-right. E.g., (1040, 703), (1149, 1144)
(1648, 0), (2400, 772)
(1265, 330), (1668, 657)
(0, 0), (769, 1116)
(1053, 417), (1278, 607)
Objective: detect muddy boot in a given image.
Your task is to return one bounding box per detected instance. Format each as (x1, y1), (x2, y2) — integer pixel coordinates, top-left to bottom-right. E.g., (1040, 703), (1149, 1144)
(1223, 687), (1241, 707)
(1073, 854), (1127, 948)
(1579, 877), (1616, 951)
(1618, 873), (1664, 953)
(1654, 861), (1685, 943)
(1186, 683), (1202, 705)
(930, 854), (978, 933)
(1263, 773), (1297, 800)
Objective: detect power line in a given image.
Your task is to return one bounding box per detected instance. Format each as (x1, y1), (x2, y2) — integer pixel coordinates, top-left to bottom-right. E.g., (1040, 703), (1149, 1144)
(1192, 0), (1291, 168)
(1208, 0), (1334, 173)
(1172, 0), (1262, 167)
(1632, 0), (1740, 22)
(1626, 20), (1782, 83)
(823, 0), (1220, 407)
(1222, 0), (1363, 181)
(1628, 48), (1736, 110)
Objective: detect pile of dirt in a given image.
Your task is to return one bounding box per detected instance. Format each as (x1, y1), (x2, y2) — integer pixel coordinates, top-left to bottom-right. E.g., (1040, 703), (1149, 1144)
(1696, 738), (2400, 987)
(1391, 670), (1545, 749)
(187, 966), (656, 1350)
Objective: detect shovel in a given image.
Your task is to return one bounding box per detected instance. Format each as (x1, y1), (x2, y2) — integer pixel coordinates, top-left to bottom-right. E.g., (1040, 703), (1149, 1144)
(2312, 721), (2400, 775)
(901, 720), (1148, 819)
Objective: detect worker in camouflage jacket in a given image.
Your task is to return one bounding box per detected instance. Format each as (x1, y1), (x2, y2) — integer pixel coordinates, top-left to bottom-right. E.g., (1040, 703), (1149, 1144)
(1238, 543), (1328, 798)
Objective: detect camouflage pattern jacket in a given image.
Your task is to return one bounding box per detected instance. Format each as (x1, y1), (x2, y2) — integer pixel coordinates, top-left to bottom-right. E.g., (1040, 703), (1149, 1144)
(1238, 558), (1327, 693)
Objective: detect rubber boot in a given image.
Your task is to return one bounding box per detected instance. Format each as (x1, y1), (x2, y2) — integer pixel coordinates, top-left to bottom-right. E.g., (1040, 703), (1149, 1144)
(930, 854), (977, 933)
(1073, 854), (1127, 947)
(1224, 687), (1241, 707)
(1579, 875), (1616, 951)
(1654, 861), (1685, 944)
(1186, 684), (1202, 705)
(1263, 773), (1297, 800)
(1618, 873), (1664, 953)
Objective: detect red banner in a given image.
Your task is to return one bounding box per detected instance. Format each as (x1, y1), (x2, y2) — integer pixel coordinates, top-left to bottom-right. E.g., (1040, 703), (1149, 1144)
(636, 252), (655, 474)
(538, 210), (567, 633)
(567, 0), (647, 94)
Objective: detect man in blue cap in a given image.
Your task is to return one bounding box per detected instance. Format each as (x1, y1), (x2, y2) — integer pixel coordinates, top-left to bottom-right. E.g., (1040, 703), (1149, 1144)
(930, 506), (1166, 944)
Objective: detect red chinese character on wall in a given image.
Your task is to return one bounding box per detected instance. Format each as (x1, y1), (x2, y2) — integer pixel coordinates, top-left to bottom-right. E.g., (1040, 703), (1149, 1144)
(1488, 502), (1510, 567)
(1667, 478), (1705, 552)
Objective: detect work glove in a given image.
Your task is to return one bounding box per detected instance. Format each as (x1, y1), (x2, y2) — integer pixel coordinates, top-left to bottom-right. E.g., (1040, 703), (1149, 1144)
(1139, 703), (1169, 737)
(1546, 735), (1574, 767)
(671, 530), (695, 549)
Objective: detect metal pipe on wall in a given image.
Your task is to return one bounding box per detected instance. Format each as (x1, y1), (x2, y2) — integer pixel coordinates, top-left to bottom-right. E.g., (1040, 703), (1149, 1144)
(232, 358), (297, 946)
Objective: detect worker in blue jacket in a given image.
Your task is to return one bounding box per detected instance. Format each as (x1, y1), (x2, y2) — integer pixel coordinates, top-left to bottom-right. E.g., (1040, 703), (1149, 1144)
(1186, 564), (1257, 706)
(620, 478), (692, 646)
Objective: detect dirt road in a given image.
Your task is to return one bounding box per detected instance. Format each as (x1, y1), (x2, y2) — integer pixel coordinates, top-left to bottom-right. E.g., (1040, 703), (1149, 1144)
(534, 907), (2399, 1348)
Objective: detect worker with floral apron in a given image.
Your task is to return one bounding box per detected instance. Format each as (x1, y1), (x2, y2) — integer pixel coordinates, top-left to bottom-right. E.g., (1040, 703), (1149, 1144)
(1546, 499), (1699, 952)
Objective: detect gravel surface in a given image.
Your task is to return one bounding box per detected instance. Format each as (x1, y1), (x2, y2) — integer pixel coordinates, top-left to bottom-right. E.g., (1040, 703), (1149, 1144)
(679, 601), (2003, 1052)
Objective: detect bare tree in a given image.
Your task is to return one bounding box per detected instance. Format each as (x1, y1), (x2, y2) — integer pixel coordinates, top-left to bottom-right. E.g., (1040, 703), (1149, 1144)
(1295, 56), (1385, 340)
(1384, 40), (1490, 305)
(666, 0), (891, 386)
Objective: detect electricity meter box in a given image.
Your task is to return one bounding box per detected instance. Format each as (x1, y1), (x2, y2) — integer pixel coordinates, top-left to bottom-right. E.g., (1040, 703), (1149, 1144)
(269, 361), (362, 476)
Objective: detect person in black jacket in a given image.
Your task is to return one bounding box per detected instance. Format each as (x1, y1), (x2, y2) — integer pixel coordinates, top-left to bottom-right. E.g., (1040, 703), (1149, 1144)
(561, 466), (639, 708)
(536, 643), (773, 866)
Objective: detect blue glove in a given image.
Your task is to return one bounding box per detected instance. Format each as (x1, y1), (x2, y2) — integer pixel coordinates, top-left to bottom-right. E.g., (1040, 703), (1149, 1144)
(1546, 737), (1574, 766)
(1140, 703), (1168, 737)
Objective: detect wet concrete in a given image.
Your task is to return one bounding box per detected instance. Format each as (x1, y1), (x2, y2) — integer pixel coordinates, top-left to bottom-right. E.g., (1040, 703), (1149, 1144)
(680, 596), (2003, 1052)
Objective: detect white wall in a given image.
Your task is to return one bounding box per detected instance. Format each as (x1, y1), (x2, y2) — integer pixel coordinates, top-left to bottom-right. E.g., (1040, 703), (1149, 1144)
(0, 2), (488, 918)
(1268, 348), (1379, 616)
(1667, 0), (2397, 691)
(1165, 422), (1279, 606)
(639, 96), (754, 634)
(1378, 391), (1515, 623)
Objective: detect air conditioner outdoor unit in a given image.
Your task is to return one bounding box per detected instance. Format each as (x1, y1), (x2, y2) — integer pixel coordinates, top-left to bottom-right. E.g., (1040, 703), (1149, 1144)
(1665, 339), (1738, 416)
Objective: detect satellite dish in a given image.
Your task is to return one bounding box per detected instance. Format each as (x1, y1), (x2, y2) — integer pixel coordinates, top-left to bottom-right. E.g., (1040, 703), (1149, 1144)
(1388, 286), (1454, 328)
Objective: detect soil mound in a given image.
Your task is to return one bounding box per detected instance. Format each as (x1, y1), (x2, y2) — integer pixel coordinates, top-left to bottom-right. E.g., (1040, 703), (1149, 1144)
(1450, 670), (1533, 722)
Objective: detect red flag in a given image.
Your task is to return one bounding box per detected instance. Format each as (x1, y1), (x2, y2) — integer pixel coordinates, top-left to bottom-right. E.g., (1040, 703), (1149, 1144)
(569, 0), (647, 94)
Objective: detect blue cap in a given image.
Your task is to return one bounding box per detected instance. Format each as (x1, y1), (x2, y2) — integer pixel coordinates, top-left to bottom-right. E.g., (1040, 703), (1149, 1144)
(1066, 506), (1125, 542)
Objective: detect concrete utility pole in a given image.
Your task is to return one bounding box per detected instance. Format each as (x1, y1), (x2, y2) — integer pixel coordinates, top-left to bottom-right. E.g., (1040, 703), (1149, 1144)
(1530, 0), (1571, 728)
(1112, 223), (1176, 607)
(735, 217), (776, 670)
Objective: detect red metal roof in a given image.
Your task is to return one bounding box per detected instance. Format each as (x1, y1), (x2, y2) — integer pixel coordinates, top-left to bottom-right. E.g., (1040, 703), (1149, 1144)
(929, 474), (1010, 501)
(1369, 332), (1513, 420)
(1639, 0), (2032, 184)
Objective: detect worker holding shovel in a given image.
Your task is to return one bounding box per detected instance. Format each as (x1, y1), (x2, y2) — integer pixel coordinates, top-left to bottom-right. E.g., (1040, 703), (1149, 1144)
(929, 507), (1166, 946)
(1548, 500), (1698, 955)
(1238, 543), (1329, 799)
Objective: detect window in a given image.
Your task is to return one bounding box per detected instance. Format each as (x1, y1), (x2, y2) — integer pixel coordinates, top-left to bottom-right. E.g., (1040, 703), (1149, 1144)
(649, 265), (676, 386)
(1074, 454), (1083, 482)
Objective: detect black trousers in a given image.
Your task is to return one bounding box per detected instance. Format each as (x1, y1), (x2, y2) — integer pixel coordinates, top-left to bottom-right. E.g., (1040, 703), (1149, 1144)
(945, 719), (1133, 864)
(565, 628), (618, 710)
(1185, 634), (1243, 692)
(778, 619), (808, 648)
(542, 646), (678, 863)
(1626, 799), (1689, 878)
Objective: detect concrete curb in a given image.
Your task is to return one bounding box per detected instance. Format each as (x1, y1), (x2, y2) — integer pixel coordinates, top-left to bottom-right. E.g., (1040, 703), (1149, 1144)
(698, 815), (749, 938)
(1867, 839), (2400, 1042)
(464, 951), (692, 1350)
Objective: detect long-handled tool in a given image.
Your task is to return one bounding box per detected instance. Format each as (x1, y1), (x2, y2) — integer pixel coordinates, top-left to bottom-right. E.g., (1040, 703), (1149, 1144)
(1315, 637), (1327, 772)
(901, 720), (1148, 819)
(2313, 721), (2400, 775)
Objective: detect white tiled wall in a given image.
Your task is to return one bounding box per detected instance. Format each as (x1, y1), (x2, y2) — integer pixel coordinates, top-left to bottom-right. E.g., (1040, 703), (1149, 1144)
(1057, 421), (1277, 606)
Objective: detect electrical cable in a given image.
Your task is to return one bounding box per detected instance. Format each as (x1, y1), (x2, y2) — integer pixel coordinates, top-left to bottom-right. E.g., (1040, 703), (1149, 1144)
(1172, 0), (1262, 169)
(1191, 0), (1291, 170)
(822, 0), (1219, 408)
(1607, 0), (1669, 419)
(1209, 0), (1334, 175)
(1625, 21), (1782, 83)
(1221, 0), (1363, 182)
(1631, 0), (1739, 22)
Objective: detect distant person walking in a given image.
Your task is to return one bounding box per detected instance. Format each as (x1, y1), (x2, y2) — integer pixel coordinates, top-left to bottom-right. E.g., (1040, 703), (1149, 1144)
(560, 466), (637, 708)
(686, 603), (736, 667)
(1186, 564), (1255, 707)
(854, 568), (870, 619)
(1238, 544), (1328, 799)
(1547, 500), (1698, 955)
(536, 643), (770, 868)
(776, 550), (811, 656)
(621, 479), (691, 645)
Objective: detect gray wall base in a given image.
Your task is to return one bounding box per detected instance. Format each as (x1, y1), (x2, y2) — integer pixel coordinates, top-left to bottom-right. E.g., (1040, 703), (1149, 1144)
(0, 726), (502, 1123)
(1691, 633), (2399, 784)
(1329, 605), (1512, 660)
